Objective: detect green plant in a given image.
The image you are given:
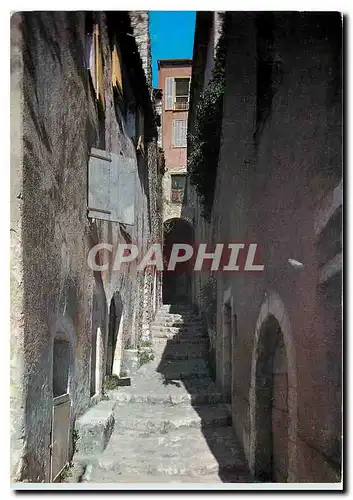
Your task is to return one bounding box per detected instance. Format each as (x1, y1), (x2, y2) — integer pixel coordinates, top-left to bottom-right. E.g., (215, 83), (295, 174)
(103, 374), (121, 390)
(188, 14), (228, 221)
(139, 339), (152, 347)
(59, 465), (73, 481)
(72, 429), (80, 456)
(137, 347), (155, 366)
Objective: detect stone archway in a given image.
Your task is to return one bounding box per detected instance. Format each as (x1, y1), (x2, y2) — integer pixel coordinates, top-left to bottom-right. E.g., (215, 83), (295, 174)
(163, 217), (194, 305)
(249, 291), (297, 482)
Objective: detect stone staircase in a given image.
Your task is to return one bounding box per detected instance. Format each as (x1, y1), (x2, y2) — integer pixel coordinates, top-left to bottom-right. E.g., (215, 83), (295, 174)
(74, 305), (250, 483)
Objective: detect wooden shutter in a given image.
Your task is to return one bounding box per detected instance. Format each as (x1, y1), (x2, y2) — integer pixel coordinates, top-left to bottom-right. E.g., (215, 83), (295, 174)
(88, 148), (137, 225)
(165, 77), (174, 110)
(180, 120), (187, 147)
(88, 148), (112, 221)
(110, 153), (137, 225)
(88, 29), (96, 92)
(93, 24), (105, 110)
(112, 38), (123, 93)
(172, 120), (187, 147)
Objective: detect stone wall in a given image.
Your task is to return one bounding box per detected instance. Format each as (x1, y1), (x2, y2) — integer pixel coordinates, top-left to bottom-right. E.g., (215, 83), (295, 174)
(129, 11), (152, 89)
(10, 11), (160, 482)
(187, 11), (342, 482)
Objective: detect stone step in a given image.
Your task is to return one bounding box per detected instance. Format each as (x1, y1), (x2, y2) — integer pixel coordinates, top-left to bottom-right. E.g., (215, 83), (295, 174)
(152, 328), (206, 339)
(108, 376), (223, 405)
(151, 324), (205, 333)
(108, 378), (221, 404)
(112, 402), (231, 435)
(152, 336), (208, 346)
(155, 359), (210, 380)
(81, 467), (226, 483)
(152, 334), (207, 342)
(153, 342), (209, 360)
(156, 309), (199, 316)
(107, 390), (224, 406)
(153, 319), (203, 328)
(83, 426), (249, 479)
(118, 357), (211, 382)
(160, 304), (195, 312)
(155, 313), (201, 322)
(75, 400), (116, 456)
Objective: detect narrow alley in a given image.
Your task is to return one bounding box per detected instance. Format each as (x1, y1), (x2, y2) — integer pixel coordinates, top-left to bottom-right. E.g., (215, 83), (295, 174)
(73, 305), (249, 483)
(10, 9), (342, 489)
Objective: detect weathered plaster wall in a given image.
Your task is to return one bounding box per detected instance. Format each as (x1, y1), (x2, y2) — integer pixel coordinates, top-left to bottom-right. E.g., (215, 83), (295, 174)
(158, 63), (191, 225)
(10, 12), (26, 481)
(11, 11), (160, 482)
(188, 12), (342, 482)
(130, 11), (152, 88)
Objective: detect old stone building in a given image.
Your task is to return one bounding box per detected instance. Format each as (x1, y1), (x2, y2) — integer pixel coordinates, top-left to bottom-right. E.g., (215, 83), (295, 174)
(10, 11), (162, 482)
(157, 58), (194, 304)
(186, 12), (342, 482)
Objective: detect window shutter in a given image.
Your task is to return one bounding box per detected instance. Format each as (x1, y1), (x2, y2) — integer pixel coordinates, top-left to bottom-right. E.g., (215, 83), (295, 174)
(181, 120), (187, 147)
(165, 77), (174, 110)
(94, 24), (105, 110)
(112, 38), (123, 92)
(172, 120), (187, 147)
(88, 28), (97, 93)
(87, 149), (137, 225)
(88, 148), (112, 221)
(172, 120), (177, 146)
(110, 153), (137, 225)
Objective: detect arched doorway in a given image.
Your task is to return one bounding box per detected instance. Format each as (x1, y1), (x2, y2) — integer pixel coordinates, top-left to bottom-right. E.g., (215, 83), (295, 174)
(50, 316), (75, 482)
(163, 218), (194, 305)
(254, 314), (289, 482)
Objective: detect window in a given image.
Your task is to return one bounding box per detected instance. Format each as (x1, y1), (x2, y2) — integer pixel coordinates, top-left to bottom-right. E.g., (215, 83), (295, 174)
(174, 78), (190, 110)
(172, 119), (187, 148)
(171, 174), (186, 203)
(165, 77), (190, 111)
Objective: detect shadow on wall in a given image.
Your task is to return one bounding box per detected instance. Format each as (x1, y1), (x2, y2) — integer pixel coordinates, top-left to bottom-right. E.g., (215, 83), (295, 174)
(155, 305), (250, 483)
(162, 218), (194, 305)
(106, 293), (123, 376)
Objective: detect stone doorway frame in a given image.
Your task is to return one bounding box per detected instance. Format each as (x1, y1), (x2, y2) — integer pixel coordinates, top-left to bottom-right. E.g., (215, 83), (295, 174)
(249, 290), (297, 482)
(49, 315), (75, 482)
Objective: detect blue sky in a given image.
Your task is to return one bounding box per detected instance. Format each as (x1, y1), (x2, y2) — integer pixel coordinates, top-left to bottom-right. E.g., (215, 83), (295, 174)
(149, 11), (196, 87)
